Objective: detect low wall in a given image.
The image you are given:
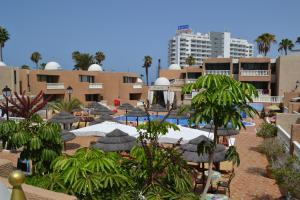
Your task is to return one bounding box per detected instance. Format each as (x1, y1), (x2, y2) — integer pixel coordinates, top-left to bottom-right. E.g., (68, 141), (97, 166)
(0, 176), (76, 200)
(277, 125), (300, 158)
(276, 113), (300, 133)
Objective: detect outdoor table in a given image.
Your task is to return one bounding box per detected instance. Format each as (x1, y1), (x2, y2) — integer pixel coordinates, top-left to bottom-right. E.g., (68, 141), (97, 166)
(204, 170), (222, 192)
(205, 193), (229, 200)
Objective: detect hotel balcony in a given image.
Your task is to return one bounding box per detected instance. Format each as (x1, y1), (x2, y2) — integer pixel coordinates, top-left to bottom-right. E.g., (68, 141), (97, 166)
(239, 70), (271, 82)
(252, 95), (283, 103)
(133, 83), (143, 89)
(46, 83), (65, 90)
(170, 79), (197, 86)
(240, 70), (269, 76)
(205, 70), (231, 76)
(89, 83), (103, 89)
(184, 94), (192, 100)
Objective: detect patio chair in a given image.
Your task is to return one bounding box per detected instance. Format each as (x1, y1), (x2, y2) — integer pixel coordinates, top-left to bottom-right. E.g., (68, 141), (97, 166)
(193, 169), (206, 191)
(216, 168), (235, 197)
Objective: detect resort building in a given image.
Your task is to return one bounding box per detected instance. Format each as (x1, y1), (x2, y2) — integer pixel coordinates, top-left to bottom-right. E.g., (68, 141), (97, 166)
(168, 27), (254, 67)
(155, 54), (300, 106)
(0, 62), (147, 106)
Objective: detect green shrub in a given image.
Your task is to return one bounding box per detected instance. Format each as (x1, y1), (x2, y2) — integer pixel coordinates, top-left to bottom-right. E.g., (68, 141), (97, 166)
(257, 138), (285, 164)
(256, 122), (277, 138)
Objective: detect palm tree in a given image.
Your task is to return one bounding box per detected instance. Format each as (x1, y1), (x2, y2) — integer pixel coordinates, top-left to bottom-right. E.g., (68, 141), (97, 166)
(143, 55), (152, 86)
(255, 33), (276, 56)
(21, 65), (30, 69)
(0, 26), (10, 61)
(183, 75), (258, 199)
(95, 51), (105, 65)
(185, 55), (196, 66)
(31, 52), (42, 69)
(48, 98), (83, 113)
(278, 38), (294, 55)
(72, 51), (94, 70)
(296, 36), (300, 45)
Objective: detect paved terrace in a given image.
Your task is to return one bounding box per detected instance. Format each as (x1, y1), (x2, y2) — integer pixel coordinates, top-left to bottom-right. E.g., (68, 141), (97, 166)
(230, 118), (281, 199)
(0, 117), (282, 199)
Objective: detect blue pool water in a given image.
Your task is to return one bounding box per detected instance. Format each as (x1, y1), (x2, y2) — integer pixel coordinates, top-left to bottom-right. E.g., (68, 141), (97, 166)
(115, 115), (255, 127)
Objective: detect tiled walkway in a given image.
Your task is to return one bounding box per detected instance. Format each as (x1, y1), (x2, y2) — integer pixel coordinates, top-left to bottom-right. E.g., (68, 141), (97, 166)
(230, 118), (282, 199)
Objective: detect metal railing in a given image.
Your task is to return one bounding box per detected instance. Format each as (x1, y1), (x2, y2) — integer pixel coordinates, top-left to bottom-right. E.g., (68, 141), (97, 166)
(205, 70), (231, 76)
(252, 95), (283, 103)
(240, 70), (269, 76)
(89, 83), (103, 89)
(46, 83), (65, 90)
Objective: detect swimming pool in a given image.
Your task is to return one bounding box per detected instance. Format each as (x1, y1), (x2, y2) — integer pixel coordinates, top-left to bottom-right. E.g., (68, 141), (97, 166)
(114, 115), (255, 127)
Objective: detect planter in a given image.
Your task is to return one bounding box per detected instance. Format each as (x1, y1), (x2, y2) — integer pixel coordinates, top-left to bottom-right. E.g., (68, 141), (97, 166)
(279, 185), (300, 199)
(266, 165), (274, 179)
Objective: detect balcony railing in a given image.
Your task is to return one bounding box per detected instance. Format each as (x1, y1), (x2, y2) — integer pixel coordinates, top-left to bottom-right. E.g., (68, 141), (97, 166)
(133, 83), (143, 89)
(252, 95), (283, 103)
(184, 94), (193, 100)
(89, 83), (103, 89)
(205, 70), (230, 76)
(46, 83), (65, 90)
(185, 79), (197, 84)
(170, 79), (197, 85)
(240, 70), (269, 76)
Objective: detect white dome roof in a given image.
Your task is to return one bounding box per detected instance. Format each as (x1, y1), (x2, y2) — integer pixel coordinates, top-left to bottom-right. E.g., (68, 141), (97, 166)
(0, 61), (7, 67)
(88, 64), (103, 72)
(137, 78), (143, 83)
(154, 77), (170, 86)
(169, 64), (181, 70)
(45, 61), (62, 70)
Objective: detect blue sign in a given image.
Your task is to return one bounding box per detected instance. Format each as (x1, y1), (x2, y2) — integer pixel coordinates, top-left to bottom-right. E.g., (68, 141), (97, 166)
(178, 25), (189, 30)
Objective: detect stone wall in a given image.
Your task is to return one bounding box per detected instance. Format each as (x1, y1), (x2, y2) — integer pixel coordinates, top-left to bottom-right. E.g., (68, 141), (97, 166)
(276, 113), (300, 133)
(291, 124), (300, 143)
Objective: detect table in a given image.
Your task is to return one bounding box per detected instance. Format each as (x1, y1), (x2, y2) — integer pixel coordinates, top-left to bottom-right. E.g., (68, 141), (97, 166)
(204, 170), (222, 192)
(205, 193), (229, 200)
(204, 170), (221, 180)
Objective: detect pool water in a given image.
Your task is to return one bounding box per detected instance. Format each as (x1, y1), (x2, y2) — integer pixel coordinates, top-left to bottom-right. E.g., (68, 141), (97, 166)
(114, 115), (255, 127)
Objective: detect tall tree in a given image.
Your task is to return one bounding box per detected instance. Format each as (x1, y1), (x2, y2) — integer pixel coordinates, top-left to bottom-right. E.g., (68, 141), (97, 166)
(183, 75), (258, 199)
(0, 26), (10, 61)
(31, 52), (42, 69)
(185, 55), (196, 66)
(278, 38), (294, 55)
(143, 55), (152, 86)
(95, 51), (105, 65)
(72, 51), (94, 70)
(296, 36), (300, 45)
(255, 33), (276, 56)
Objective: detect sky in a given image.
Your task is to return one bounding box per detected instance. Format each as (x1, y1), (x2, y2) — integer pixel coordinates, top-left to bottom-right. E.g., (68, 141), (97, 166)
(1, 0), (300, 82)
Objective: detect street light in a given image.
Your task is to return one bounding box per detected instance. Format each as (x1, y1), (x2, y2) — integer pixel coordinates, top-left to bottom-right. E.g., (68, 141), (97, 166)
(2, 85), (11, 121)
(66, 86), (73, 102)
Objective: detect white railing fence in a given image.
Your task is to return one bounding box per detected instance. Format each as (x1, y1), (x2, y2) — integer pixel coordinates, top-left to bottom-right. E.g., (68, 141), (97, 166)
(252, 96), (283, 103)
(46, 83), (65, 90)
(89, 83), (103, 89)
(133, 83), (143, 89)
(205, 70), (230, 75)
(240, 70), (269, 76)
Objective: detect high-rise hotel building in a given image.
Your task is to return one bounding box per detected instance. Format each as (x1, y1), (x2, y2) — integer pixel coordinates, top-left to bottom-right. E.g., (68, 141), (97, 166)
(168, 26), (254, 67)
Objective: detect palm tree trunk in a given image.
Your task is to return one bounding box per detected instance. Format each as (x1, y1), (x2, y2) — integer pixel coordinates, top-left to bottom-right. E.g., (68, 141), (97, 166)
(146, 67), (149, 86)
(284, 48), (287, 55)
(201, 125), (218, 199)
(0, 46), (3, 61)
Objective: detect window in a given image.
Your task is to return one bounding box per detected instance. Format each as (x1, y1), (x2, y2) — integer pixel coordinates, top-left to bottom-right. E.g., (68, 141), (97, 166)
(37, 75), (59, 83)
(85, 94), (101, 102)
(129, 93), (141, 100)
(13, 70), (17, 84)
(123, 76), (137, 83)
(79, 75), (95, 83)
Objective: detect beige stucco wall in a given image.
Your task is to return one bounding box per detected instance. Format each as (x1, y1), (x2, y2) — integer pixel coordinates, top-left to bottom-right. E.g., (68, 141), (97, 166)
(276, 55), (300, 96)
(276, 113), (300, 133)
(0, 66), (20, 95)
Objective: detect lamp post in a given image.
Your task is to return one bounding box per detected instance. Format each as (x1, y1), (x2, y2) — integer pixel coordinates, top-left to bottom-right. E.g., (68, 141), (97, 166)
(2, 85), (11, 121)
(66, 86), (73, 102)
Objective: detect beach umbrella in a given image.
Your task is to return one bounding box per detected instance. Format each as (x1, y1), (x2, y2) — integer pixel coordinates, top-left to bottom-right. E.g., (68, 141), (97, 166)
(118, 103), (134, 125)
(49, 111), (78, 130)
(89, 114), (119, 125)
(168, 109), (187, 125)
(266, 105), (280, 111)
(126, 107), (147, 125)
(149, 104), (167, 116)
(91, 129), (136, 152)
(199, 124), (239, 137)
(60, 130), (76, 150)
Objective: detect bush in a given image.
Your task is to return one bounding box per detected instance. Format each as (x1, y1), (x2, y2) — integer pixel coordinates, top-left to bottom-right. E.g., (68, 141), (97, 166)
(272, 156), (300, 198)
(256, 122), (277, 138)
(257, 138), (285, 164)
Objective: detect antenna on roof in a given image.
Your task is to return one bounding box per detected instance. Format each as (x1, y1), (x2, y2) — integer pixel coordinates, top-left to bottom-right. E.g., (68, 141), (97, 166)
(157, 58), (161, 79)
